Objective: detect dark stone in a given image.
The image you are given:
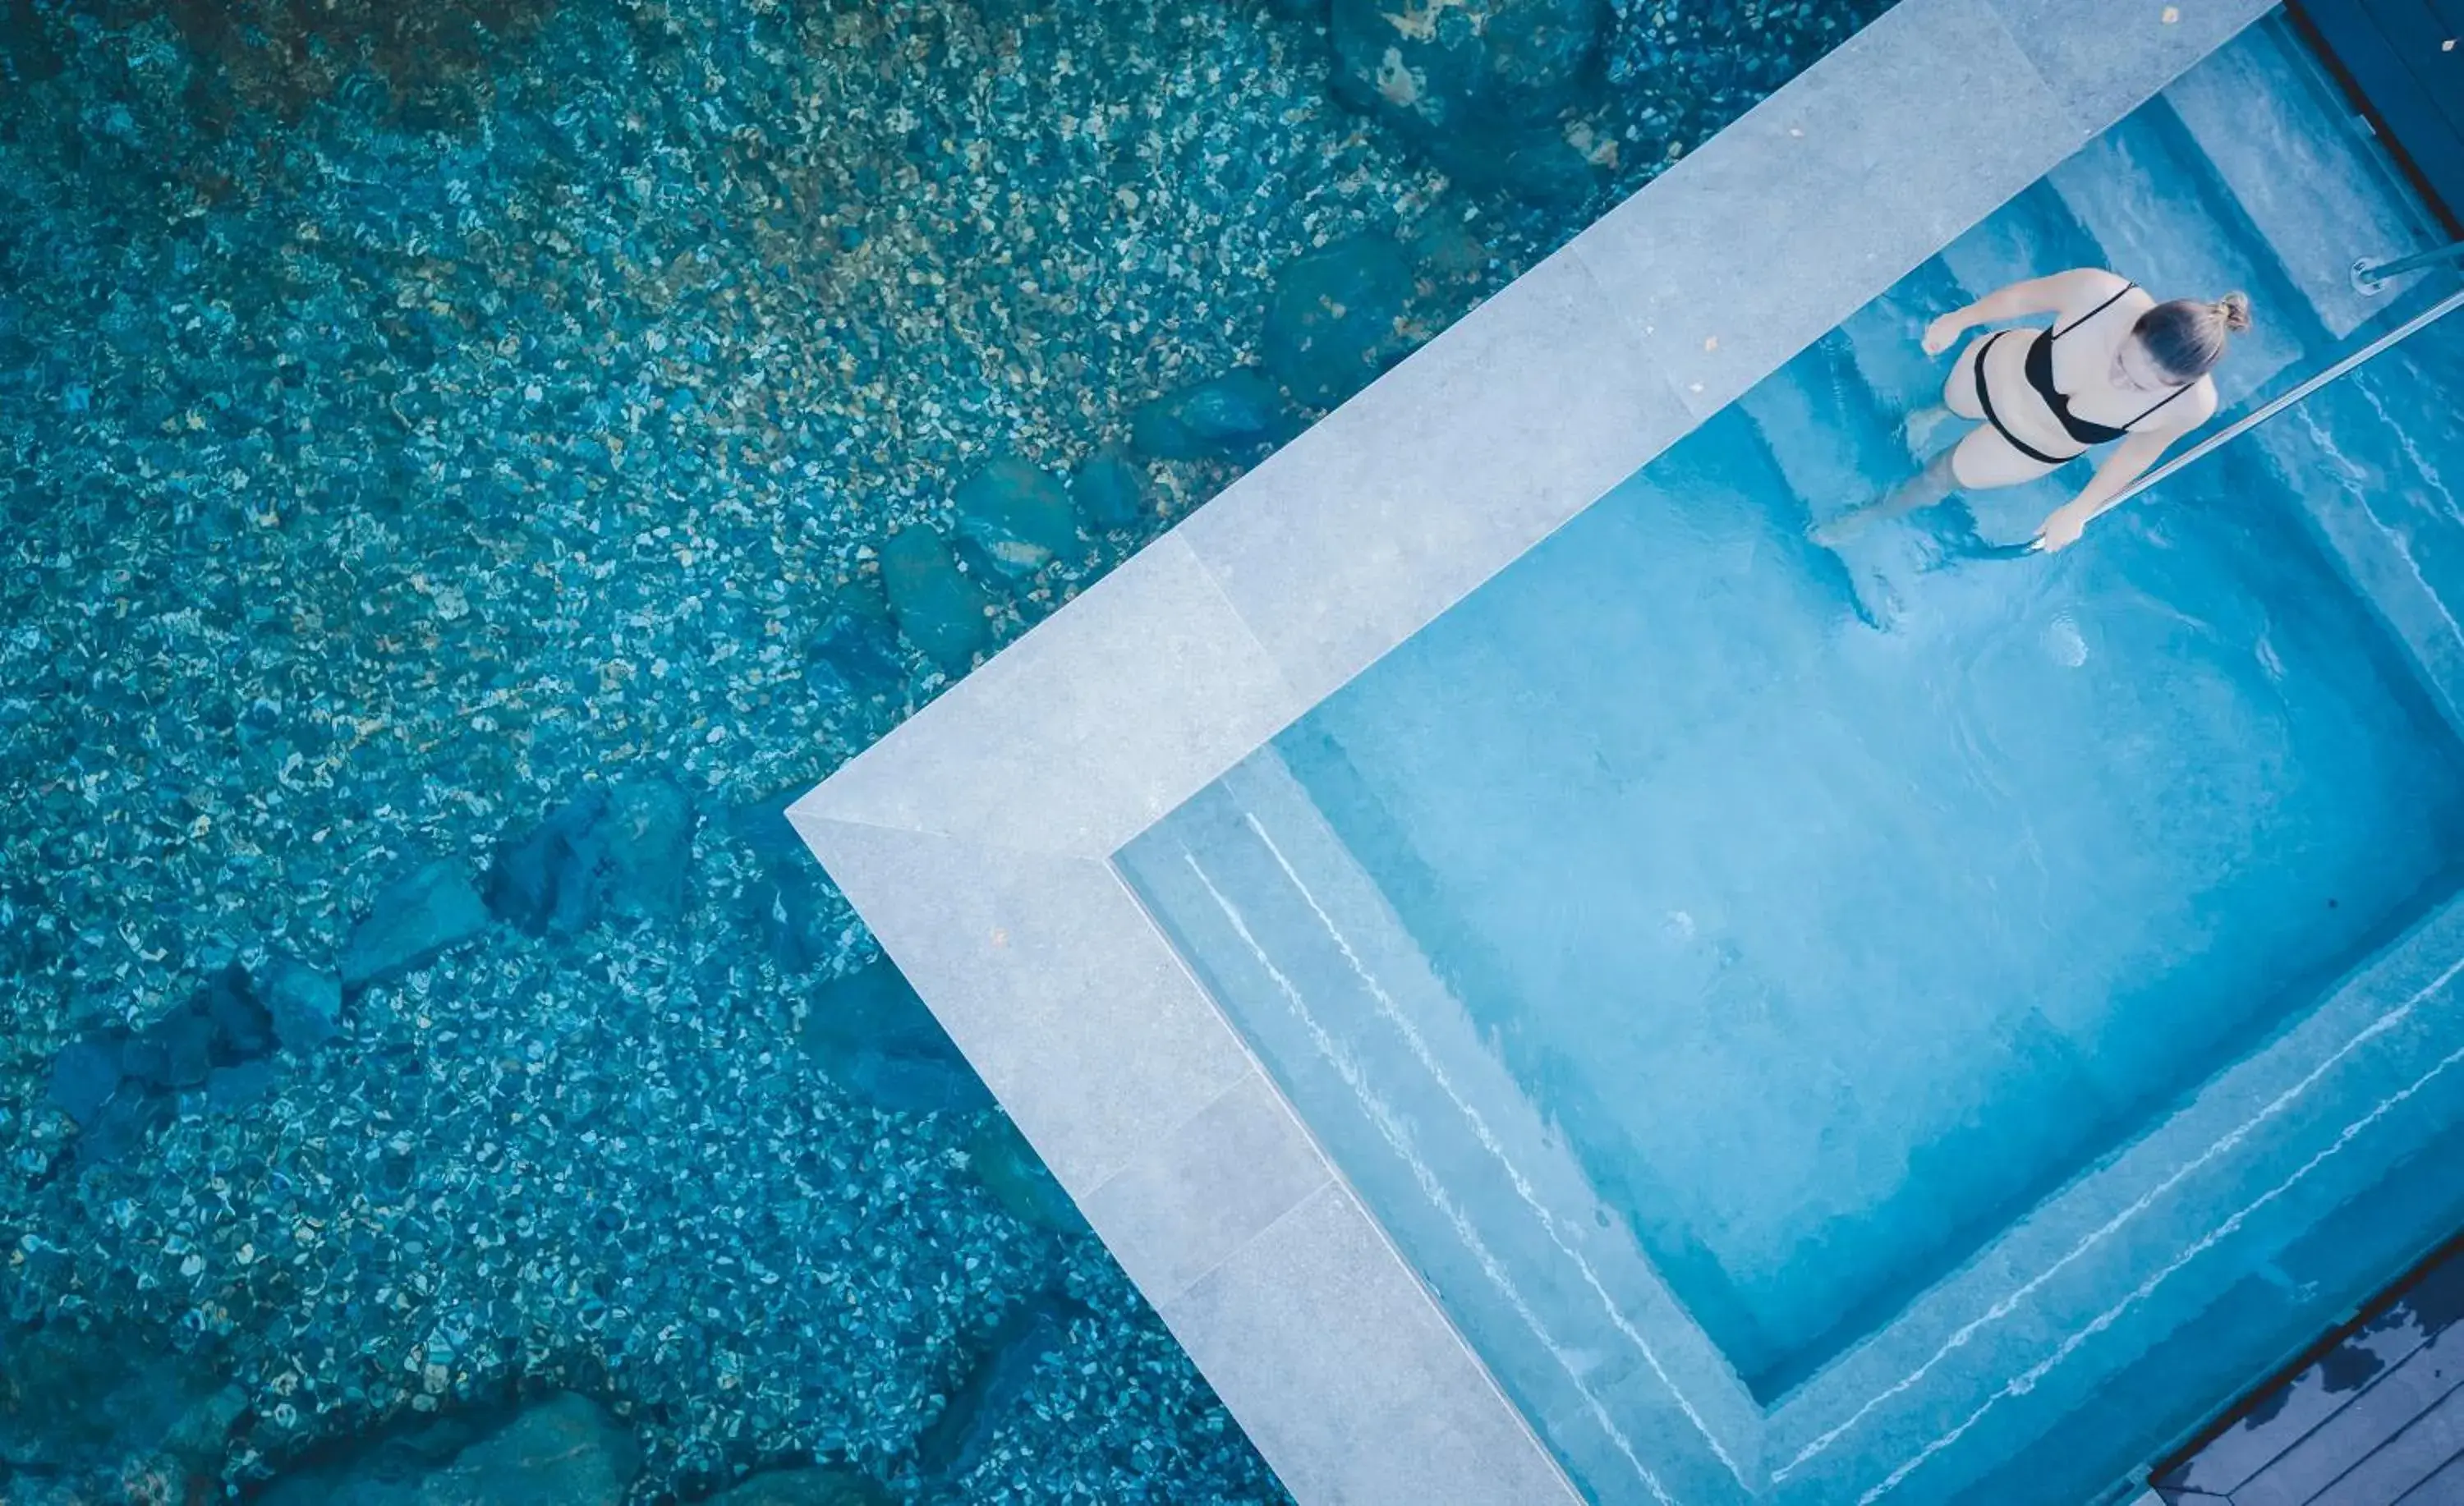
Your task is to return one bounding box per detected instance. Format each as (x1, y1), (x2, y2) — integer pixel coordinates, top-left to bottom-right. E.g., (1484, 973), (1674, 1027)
(80, 1089), (167, 1164)
(1426, 122), (1607, 204)
(1262, 232), (1418, 406)
(803, 608), (904, 702)
(750, 862), (835, 976)
(116, 1032), (170, 1086)
(823, 1046), (995, 1118)
(206, 1058), (278, 1110)
(45, 1039), (124, 1127)
(1129, 369), (1298, 461)
(342, 856), (490, 989)
(917, 1290), (1087, 1482)
(488, 790), (608, 936)
(0, 1320), (233, 1491)
(1069, 448), (1147, 531)
(798, 963), (988, 1115)
(154, 1006), (217, 1089)
(600, 778), (696, 924)
(419, 1392), (639, 1505)
(730, 788), (839, 975)
(197, 962), (274, 1059)
(259, 1392), (638, 1506)
(701, 1467), (892, 1506)
(487, 779), (696, 936)
(1409, 219), (1492, 286)
(879, 526), (991, 673)
(264, 954), (344, 1052)
(1329, 0), (1608, 138)
(952, 456), (1078, 580)
(965, 1115), (1086, 1236)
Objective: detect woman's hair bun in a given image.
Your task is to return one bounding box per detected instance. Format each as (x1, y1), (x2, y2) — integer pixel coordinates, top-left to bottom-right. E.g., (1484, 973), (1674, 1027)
(2215, 290), (2253, 334)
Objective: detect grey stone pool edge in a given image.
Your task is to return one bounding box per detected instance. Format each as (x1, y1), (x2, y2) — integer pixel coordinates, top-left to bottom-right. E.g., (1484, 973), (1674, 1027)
(789, 2), (2278, 1502)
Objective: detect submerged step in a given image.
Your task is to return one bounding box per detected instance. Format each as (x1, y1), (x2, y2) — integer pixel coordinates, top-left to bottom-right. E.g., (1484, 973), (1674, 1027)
(1934, 181), (2102, 310)
(2160, 17), (2435, 338)
(2043, 104), (2310, 406)
(1736, 333), (1909, 516)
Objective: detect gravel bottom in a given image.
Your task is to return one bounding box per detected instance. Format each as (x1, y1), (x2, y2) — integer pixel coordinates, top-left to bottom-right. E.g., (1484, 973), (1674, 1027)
(0, 0), (1882, 1499)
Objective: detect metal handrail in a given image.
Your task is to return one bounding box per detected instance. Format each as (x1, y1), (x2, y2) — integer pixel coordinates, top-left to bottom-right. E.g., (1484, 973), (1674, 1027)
(2102, 284), (2464, 516)
(2353, 239), (2464, 293)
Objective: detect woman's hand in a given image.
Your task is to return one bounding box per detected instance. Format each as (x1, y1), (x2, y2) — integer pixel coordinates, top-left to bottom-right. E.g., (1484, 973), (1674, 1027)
(1921, 312), (1969, 357)
(2033, 503), (2091, 553)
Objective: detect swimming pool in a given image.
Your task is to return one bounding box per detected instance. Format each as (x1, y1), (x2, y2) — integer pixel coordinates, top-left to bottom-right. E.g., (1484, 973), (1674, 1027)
(1118, 20), (2464, 1504)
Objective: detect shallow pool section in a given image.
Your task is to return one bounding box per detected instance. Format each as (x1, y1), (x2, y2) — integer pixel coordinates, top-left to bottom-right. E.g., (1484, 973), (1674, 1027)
(1118, 23), (2464, 1504)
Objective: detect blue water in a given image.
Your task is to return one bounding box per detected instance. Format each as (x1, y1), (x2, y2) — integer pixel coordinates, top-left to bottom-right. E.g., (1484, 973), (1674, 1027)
(1121, 21), (2464, 1505)
(1280, 390), (2464, 1398)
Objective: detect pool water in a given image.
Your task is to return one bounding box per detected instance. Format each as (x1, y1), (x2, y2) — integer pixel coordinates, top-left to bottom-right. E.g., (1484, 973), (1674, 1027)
(1277, 397), (2464, 1404)
(1122, 18), (2464, 1504)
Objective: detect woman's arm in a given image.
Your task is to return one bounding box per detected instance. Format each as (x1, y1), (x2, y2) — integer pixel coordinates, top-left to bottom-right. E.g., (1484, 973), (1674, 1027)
(2030, 397), (2213, 551)
(1922, 269), (2129, 355)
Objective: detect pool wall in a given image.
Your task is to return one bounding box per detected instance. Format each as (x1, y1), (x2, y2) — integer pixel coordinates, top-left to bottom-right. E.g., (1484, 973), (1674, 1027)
(789, 2), (2282, 1501)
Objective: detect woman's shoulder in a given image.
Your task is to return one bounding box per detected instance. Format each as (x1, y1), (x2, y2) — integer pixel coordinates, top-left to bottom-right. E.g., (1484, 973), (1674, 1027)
(2049, 267), (2140, 314)
(2145, 374), (2222, 434)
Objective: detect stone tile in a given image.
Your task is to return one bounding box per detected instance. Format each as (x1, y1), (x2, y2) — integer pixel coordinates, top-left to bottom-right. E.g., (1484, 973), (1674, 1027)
(1989, 0), (2274, 135)
(1160, 1181), (1579, 1506)
(786, 815), (1253, 1195)
(1570, 0), (2082, 419)
(798, 534), (1304, 857)
(1177, 249), (1689, 709)
(1079, 1069), (1334, 1304)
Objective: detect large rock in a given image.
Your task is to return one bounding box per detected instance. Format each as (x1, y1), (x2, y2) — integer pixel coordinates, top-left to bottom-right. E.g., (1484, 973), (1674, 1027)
(879, 526), (991, 673)
(802, 583), (905, 704)
(418, 1392), (639, 1506)
(485, 778), (697, 936)
(917, 1291), (1087, 1483)
(342, 857), (490, 989)
(47, 962), (287, 1158)
(801, 959), (994, 1118)
(702, 1469), (890, 1506)
(1069, 448), (1147, 531)
(1262, 232), (1418, 406)
(598, 778), (696, 924)
(952, 456), (1078, 580)
(1128, 369), (1298, 461)
(258, 1392), (638, 1506)
(965, 1115), (1086, 1236)
(1330, 0), (1607, 137)
(1329, 0), (1611, 201)
(264, 953), (344, 1052)
(729, 789), (839, 976)
(486, 797), (607, 936)
(44, 1039), (122, 1127)
(0, 1320), (239, 1498)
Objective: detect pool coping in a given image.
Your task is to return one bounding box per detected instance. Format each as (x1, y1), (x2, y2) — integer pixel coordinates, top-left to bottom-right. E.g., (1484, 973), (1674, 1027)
(789, 2), (2280, 1501)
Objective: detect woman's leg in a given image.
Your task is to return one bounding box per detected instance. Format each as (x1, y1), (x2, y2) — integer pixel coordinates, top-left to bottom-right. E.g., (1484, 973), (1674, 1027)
(1901, 335), (1993, 450)
(1814, 416), (2056, 545)
(1946, 423), (2061, 490)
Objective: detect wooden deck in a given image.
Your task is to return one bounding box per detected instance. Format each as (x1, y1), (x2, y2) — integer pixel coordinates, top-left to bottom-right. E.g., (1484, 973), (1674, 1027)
(2292, 0), (2464, 232)
(2154, 1237), (2464, 1505)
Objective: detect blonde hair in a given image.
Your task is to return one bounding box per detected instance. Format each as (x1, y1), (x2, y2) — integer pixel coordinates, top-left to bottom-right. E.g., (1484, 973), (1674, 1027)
(2136, 292), (2254, 379)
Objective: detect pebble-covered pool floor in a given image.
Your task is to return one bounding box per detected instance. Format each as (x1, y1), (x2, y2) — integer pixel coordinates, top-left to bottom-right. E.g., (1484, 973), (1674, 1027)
(0, 1), (1884, 1500)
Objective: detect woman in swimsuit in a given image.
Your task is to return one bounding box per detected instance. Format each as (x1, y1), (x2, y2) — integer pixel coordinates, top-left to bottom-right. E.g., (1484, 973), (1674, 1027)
(1823, 269), (2251, 552)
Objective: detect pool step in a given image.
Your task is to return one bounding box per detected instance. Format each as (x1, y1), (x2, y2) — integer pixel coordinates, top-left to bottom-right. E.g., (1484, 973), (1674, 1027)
(2041, 100), (2313, 406)
(2158, 16), (2438, 337)
(1834, 259), (1966, 427)
(1737, 328), (1912, 517)
(1934, 180), (2102, 310)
